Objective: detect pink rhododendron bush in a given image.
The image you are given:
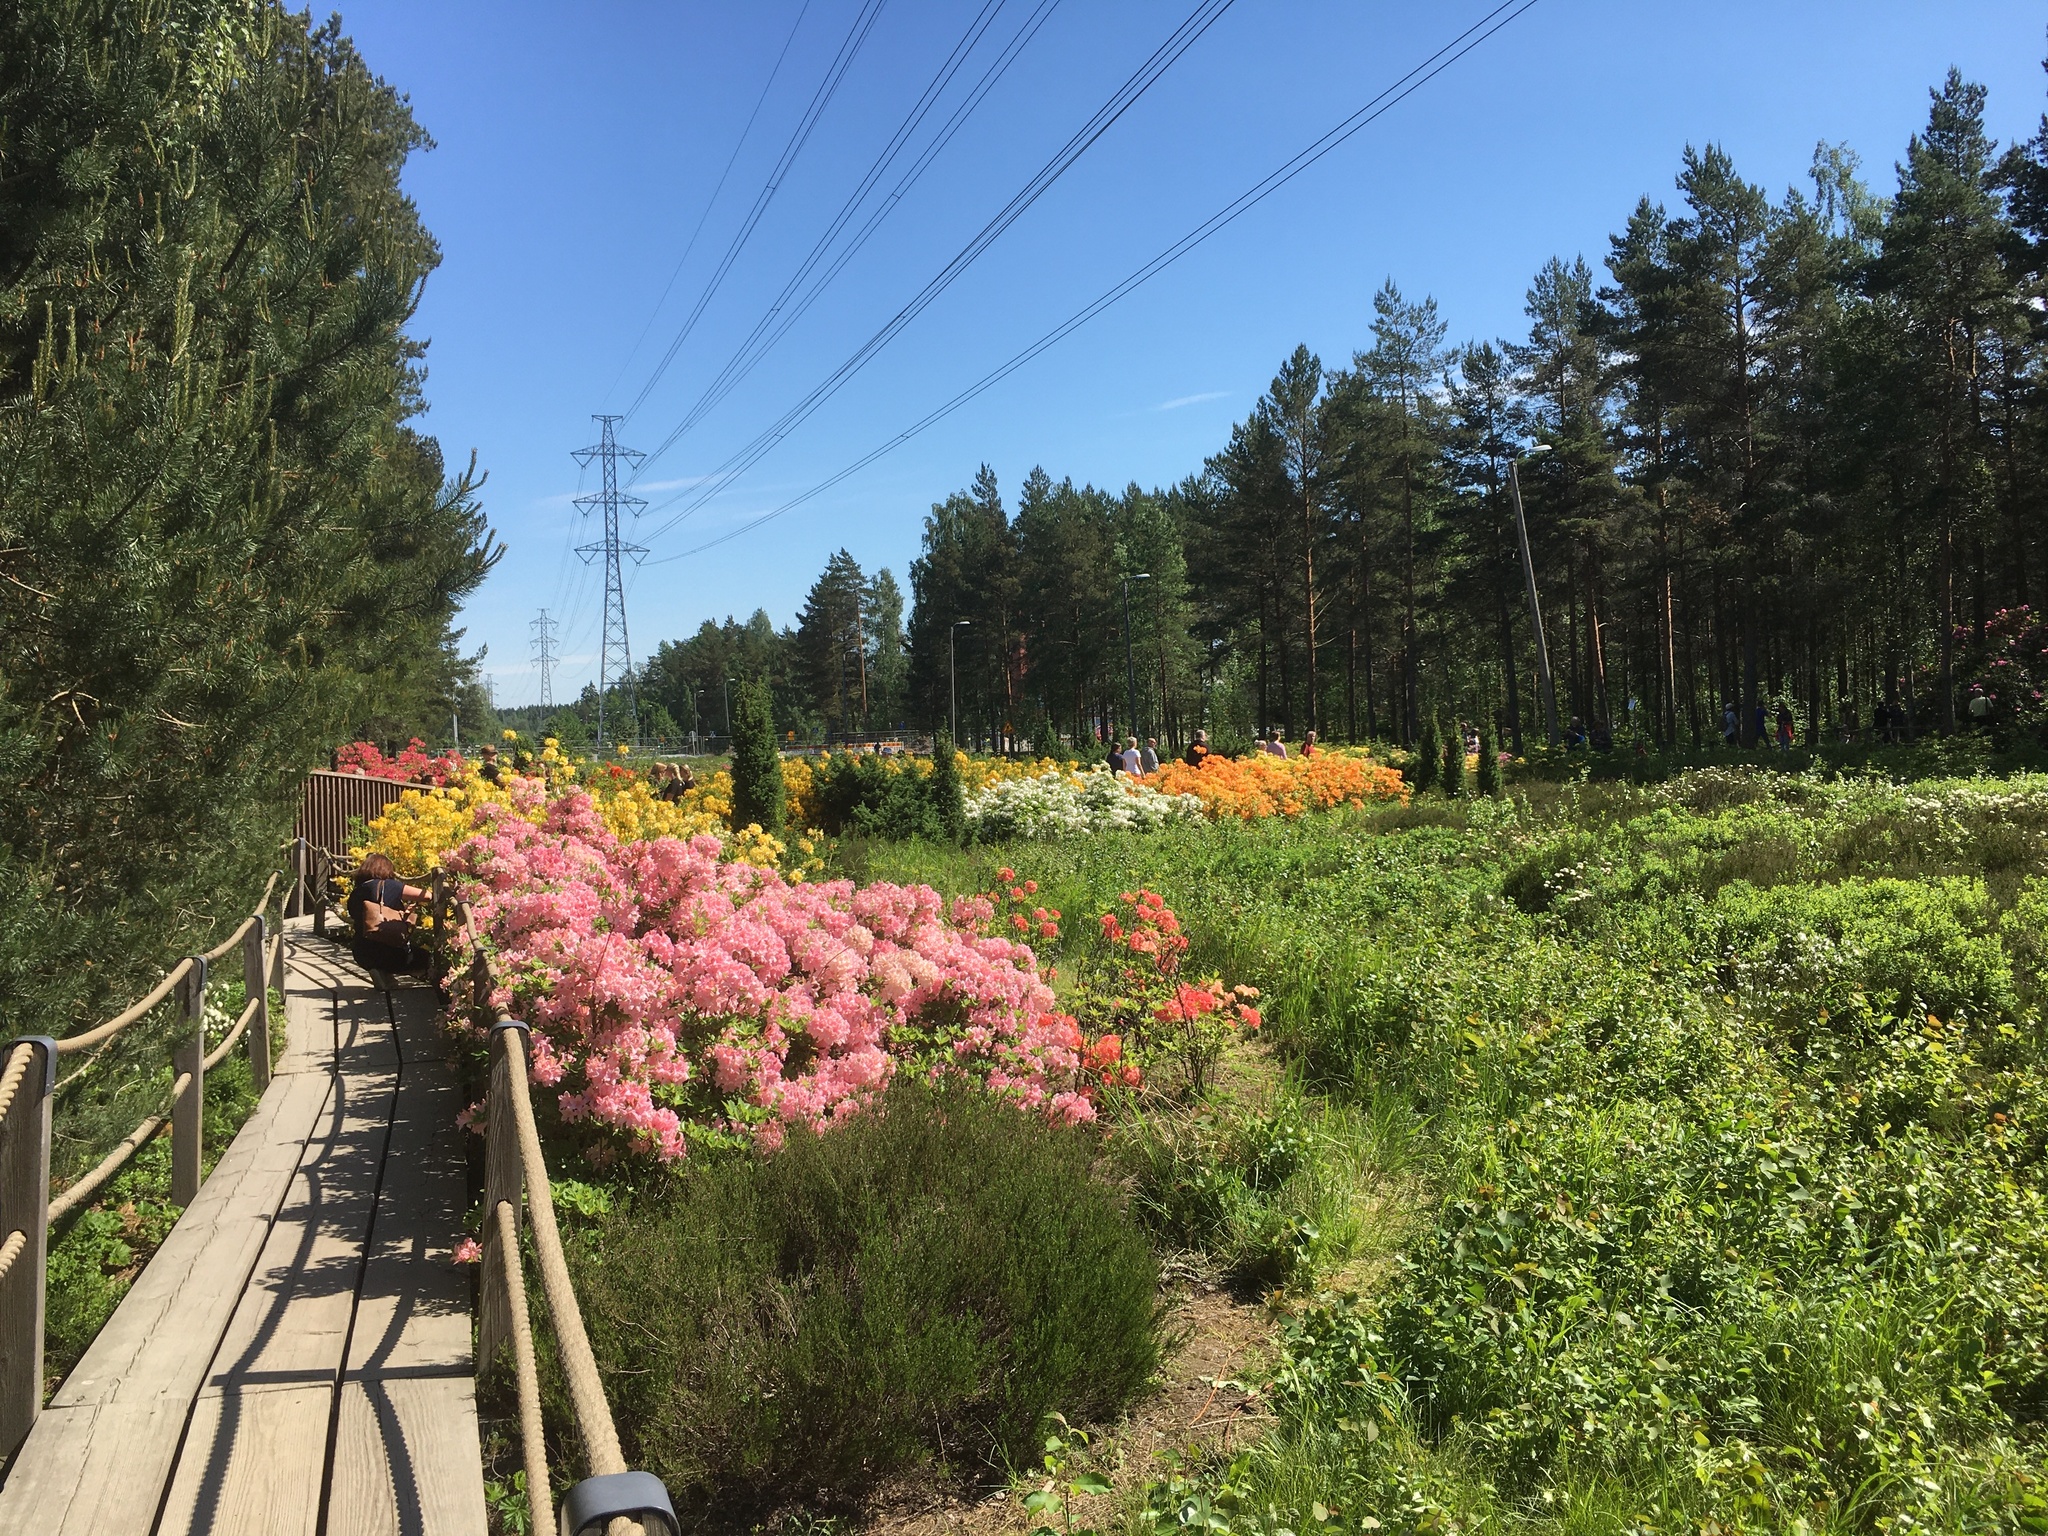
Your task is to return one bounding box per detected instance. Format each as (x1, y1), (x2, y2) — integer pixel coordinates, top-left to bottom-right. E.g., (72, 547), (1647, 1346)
(443, 789), (1096, 1161)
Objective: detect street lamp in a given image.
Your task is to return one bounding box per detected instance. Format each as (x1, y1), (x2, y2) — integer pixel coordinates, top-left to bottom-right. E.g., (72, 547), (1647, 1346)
(1120, 572), (1151, 742)
(948, 620), (971, 747)
(723, 678), (735, 744)
(1505, 446), (1558, 748)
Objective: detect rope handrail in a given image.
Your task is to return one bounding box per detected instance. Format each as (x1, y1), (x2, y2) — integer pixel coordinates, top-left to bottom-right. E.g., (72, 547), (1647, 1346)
(451, 882), (675, 1536)
(54, 872), (285, 1057)
(0, 1229), (26, 1286)
(38, 893), (282, 1230)
(494, 1198), (551, 1536)
(45, 1071), (195, 1227)
(198, 873), (281, 963)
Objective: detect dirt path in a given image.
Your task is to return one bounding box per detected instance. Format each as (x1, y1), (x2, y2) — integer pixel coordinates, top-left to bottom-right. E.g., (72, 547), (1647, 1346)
(860, 1279), (1278, 1536)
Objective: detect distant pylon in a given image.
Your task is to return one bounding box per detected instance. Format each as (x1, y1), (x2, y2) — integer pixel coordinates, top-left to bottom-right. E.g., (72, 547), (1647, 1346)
(530, 608), (560, 712)
(572, 416), (647, 747)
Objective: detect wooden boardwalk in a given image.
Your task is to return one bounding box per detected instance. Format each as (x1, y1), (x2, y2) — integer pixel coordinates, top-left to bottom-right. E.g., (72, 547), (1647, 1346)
(0, 930), (485, 1535)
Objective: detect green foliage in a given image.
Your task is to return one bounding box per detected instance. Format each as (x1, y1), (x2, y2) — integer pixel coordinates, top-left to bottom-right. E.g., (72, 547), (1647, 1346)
(727, 678), (784, 834)
(808, 749), (962, 841)
(0, 2), (496, 1035)
(930, 735), (967, 842)
(859, 768), (2048, 1534)
(1412, 715), (1441, 795)
(1108, 1084), (1384, 1294)
(1476, 715), (1502, 798)
(564, 1083), (1159, 1523)
(1440, 722), (1466, 799)
(544, 711), (593, 756)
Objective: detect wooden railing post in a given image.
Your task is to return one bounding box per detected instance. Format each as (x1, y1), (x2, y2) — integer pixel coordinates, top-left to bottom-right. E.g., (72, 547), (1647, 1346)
(171, 956), (207, 1206)
(477, 1020), (529, 1367)
(0, 1037), (55, 1465)
(244, 916), (272, 1096)
(312, 849), (329, 939)
(291, 835), (309, 919)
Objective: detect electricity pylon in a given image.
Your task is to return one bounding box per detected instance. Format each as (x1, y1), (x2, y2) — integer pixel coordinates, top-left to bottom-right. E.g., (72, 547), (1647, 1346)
(530, 609), (559, 712)
(572, 416), (647, 746)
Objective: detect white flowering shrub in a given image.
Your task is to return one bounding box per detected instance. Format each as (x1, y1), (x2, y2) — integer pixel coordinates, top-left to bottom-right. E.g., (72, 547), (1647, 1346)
(965, 767), (1201, 841)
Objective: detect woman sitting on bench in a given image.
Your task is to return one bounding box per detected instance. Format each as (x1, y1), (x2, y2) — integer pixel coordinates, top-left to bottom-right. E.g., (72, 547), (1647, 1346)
(348, 853), (426, 977)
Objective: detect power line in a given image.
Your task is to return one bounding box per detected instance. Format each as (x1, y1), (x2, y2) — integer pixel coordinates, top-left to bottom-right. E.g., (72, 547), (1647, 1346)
(603, 0), (817, 407)
(621, 0), (890, 424)
(644, 0), (1062, 458)
(572, 416), (648, 746)
(630, 0), (1237, 527)
(641, 0), (1541, 566)
(530, 609), (560, 711)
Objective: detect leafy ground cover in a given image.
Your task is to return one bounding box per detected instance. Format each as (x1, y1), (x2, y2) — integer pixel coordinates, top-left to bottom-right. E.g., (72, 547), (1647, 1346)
(855, 769), (2048, 1535)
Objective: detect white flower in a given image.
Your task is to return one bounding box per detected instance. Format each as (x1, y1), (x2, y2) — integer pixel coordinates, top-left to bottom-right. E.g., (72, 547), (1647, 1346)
(964, 766), (1201, 840)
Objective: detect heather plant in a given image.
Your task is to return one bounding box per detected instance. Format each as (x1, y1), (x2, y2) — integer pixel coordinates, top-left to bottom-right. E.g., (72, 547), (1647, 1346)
(564, 1082), (1159, 1523)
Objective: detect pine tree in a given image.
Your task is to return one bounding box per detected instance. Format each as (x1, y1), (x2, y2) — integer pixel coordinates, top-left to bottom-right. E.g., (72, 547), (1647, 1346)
(1477, 714), (1503, 797)
(1443, 719), (1468, 798)
(1413, 712), (1442, 794)
(729, 679), (785, 835)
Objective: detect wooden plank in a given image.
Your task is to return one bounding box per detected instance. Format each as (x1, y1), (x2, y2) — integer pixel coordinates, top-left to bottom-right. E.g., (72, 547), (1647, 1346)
(345, 1064), (470, 1377)
(154, 982), (399, 1533)
(328, 1377), (488, 1536)
(329, 983), (485, 1534)
(0, 1069), (332, 1532)
(154, 1384), (334, 1536)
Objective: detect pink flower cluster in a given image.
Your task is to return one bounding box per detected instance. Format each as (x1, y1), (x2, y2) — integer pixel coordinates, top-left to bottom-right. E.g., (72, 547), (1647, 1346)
(443, 790), (1091, 1160)
(336, 737), (466, 785)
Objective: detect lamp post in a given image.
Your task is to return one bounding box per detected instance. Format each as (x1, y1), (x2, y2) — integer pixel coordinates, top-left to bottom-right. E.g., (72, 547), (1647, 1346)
(948, 620), (971, 746)
(1120, 572), (1151, 742)
(1505, 446), (1557, 748)
(723, 678), (734, 745)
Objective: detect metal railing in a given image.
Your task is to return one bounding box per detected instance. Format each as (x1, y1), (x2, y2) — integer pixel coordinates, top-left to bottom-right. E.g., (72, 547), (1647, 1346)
(0, 872), (286, 1463)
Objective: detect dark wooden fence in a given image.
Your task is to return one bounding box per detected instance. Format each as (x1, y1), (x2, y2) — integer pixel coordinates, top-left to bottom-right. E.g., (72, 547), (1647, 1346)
(292, 769), (408, 859)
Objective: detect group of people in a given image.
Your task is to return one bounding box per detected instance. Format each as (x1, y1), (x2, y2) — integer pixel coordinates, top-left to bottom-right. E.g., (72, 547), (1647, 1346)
(1103, 726), (1320, 776)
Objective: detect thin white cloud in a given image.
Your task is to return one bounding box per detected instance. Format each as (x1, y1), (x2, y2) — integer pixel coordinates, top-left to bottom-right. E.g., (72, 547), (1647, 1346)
(1155, 390), (1229, 412)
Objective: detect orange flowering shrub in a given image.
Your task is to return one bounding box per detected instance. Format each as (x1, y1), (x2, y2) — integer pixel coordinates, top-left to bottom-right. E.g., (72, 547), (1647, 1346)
(1147, 750), (1406, 819)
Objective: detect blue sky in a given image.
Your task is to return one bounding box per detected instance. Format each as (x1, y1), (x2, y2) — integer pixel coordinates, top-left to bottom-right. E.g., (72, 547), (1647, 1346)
(331, 1), (2047, 707)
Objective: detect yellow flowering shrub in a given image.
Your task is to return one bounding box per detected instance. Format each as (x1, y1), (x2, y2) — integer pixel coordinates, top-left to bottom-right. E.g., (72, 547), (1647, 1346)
(351, 771), (521, 876)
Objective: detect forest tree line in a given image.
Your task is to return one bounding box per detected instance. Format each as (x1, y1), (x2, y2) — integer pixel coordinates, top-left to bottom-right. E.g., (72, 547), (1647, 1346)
(621, 62), (2048, 758)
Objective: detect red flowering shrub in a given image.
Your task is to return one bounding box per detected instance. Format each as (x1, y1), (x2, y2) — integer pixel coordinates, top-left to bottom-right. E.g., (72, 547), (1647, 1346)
(335, 737), (465, 785)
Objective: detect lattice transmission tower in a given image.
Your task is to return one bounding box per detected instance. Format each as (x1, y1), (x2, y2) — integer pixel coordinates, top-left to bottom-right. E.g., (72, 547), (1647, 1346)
(572, 415), (647, 747)
(530, 608), (559, 712)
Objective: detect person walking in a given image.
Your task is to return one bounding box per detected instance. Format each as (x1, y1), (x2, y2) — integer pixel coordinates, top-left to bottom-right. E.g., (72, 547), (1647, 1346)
(1119, 736), (1142, 774)
(1140, 737), (1160, 774)
(1723, 704), (1739, 746)
(1301, 730), (1318, 758)
(1184, 729), (1211, 768)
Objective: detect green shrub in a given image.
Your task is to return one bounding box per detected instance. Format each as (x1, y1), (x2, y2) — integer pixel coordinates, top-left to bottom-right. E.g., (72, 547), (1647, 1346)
(1476, 715), (1502, 798)
(929, 734), (967, 842)
(1413, 714), (1441, 795)
(1441, 721), (1466, 798)
(567, 1084), (1159, 1521)
(727, 679), (784, 835)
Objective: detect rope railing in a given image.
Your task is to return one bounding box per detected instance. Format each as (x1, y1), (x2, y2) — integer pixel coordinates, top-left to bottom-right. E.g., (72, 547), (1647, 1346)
(454, 888), (680, 1536)
(0, 870), (288, 1463)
